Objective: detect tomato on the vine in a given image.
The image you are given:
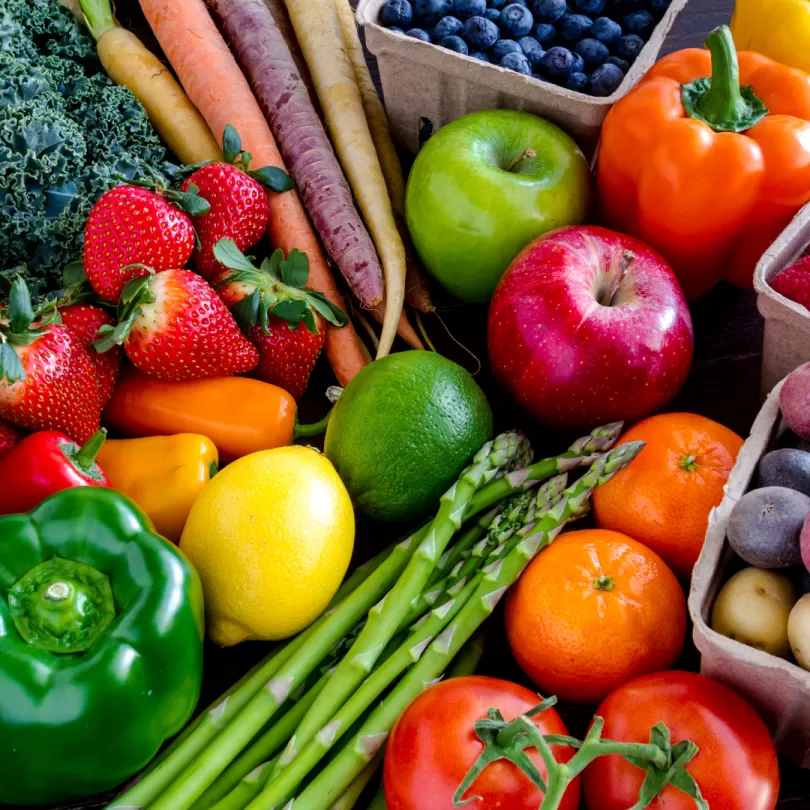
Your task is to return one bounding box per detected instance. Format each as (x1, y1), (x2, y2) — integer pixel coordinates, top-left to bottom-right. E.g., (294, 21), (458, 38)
(583, 671), (780, 810)
(384, 676), (581, 810)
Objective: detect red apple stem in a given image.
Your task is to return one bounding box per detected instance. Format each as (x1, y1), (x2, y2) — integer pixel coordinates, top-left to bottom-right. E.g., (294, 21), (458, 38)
(599, 250), (636, 307)
(506, 148), (537, 173)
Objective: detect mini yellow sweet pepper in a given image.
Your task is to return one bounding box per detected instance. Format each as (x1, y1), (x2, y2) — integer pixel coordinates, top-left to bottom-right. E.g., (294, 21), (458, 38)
(731, 0), (810, 74)
(97, 434), (218, 543)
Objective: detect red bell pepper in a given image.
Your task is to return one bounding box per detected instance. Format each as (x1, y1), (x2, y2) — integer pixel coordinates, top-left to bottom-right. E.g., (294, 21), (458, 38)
(0, 419), (24, 460)
(0, 429), (110, 515)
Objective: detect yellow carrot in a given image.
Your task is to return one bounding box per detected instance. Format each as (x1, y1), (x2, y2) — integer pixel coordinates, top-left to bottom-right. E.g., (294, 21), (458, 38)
(283, 0), (406, 358)
(78, 0), (221, 165)
(335, 0), (434, 314)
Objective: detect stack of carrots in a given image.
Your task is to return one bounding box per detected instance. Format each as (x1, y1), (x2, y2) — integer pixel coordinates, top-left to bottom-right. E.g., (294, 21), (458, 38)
(75, 0), (434, 388)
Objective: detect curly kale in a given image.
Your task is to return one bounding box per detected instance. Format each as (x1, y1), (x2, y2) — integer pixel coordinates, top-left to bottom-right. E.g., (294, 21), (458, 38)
(0, 0), (167, 301)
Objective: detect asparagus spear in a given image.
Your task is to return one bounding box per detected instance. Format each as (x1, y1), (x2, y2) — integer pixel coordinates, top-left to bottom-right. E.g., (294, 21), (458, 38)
(463, 422), (623, 521)
(287, 442), (645, 810)
(327, 753), (383, 810)
(267, 434), (529, 783)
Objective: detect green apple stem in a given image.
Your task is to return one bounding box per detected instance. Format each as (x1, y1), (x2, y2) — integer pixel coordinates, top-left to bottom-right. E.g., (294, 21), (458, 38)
(506, 148), (536, 173)
(599, 251), (635, 307)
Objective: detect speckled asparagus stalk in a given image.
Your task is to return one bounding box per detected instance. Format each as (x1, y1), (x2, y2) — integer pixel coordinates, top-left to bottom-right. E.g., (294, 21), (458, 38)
(286, 442), (645, 810)
(108, 545), (396, 810)
(141, 435), (527, 810)
(265, 434), (529, 785)
(463, 422), (623, 521)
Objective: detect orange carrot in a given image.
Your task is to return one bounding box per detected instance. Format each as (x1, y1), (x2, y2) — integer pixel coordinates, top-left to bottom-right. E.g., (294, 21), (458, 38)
(138, 0), (368, 388)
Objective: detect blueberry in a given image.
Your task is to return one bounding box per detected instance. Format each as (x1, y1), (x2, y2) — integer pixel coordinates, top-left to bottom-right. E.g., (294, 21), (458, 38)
(406, 27), (431, 40)
(463, 16), (500, 48)
(574, 37), (609, 67)
(438, 34), (469, 53)
(413, 0), (453, 25)
(455, 0), (488, 19)
(575, 0), (605, 13)
(490, 38), (522, 60)
(470, 50), (491, 60)
(500, 51), (532, 74)
(558, 13), (592, 41)
(533, 22), (555, 46)
(518, 36), (545, 69)
(606, 55), (629, 72)
(591, 16), (621, 46)
(623, 10), (654, 37)
(485, 8), (501, 20)
(390, 25), (405, 32)
(381, 0), (413, 27)
(513, 0), (530, 6)
(616, 33), (644, 62)
(651, 0), (671, 16)
(570, 52), (585, 73)
(542, 45), (576, 81)
(531, 0), (565, 22)
(567, 71), (589, 91)
(431, 15), (463, 39)
(499, 4), (535, 37)
(590, 62), (624, 95)
(488, 0), (509, 7)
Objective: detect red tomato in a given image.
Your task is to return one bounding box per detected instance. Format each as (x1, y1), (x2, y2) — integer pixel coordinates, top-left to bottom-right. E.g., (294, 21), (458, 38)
(583, 671), (779, 810)
(384, 676), (581, 810)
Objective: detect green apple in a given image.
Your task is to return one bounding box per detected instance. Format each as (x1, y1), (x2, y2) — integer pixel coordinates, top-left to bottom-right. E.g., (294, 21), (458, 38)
(405, 110), (592, 304)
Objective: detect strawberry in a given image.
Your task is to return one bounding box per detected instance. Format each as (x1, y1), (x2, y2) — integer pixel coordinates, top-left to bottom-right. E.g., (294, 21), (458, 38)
(0, 419), (24, 460)
(0, 278), (101, 442)
(59, 304), (122, 405)
(83, 183), (209, 303)
(182, 125), (293, 281)
(95, 267), (259, 381)
(212, 238), (348, 400)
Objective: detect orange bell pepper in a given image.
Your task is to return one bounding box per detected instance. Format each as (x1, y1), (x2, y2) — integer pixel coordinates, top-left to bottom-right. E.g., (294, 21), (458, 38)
(596, 25), (810, 301)
(103, 368), (297, 462)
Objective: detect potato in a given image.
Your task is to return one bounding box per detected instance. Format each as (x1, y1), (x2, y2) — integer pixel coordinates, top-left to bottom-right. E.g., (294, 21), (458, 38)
(802, 514), (810, 575)
(781, 362), (810, 440)
(711, 567), (797, 658)
(788, 595), (810, 670)
(756, 448), (810, 497)
(728, 486), (809, 568)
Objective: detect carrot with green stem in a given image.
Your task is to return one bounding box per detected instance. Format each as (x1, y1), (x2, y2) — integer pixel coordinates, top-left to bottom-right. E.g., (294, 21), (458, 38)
(334, 0), (434, 315)
(78, 0), (221, 165)
(138, 0), (369, 387)
(283, 0), (407, 358)
(206, 0), (385, 310)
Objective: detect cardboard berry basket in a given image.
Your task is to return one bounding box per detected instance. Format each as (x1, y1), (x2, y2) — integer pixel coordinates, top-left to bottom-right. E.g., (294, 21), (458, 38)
(690, 378), (810, 769)
(355, 0), (688, 154)
(754, 203), (810, 399)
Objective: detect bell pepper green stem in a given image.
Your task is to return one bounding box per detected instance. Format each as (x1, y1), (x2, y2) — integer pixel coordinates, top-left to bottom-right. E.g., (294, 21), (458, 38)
(681, 25), (768, 133)
(293, 410), (332, 441)
(73, 428), (107, 472)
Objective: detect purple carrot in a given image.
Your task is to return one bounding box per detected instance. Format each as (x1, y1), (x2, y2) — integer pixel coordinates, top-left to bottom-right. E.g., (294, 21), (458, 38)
(206, 0), (385, 308)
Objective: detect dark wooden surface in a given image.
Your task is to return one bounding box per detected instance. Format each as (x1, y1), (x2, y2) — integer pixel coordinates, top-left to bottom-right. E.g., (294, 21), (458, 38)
(10, 0), (808, 808)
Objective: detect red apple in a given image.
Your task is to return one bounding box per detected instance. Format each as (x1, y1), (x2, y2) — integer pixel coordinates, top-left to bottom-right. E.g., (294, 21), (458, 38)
(488, 225), (694, 430)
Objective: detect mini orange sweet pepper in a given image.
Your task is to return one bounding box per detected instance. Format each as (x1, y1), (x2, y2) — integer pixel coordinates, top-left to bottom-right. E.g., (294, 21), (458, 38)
(597, 25), (810, 301)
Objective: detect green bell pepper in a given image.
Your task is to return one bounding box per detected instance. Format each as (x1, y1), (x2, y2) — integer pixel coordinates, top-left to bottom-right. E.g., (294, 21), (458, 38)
(0, 487), (205, 806)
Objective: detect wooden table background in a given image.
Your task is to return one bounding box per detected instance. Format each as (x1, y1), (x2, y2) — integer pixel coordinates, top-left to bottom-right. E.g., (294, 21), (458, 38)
(11, 0), (808, 807)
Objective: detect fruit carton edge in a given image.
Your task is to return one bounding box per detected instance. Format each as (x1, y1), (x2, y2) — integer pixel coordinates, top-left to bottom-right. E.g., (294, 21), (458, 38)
(355, 0), (688, 156)
(754, 202), (810, 399)
(690, 377), (810, 769)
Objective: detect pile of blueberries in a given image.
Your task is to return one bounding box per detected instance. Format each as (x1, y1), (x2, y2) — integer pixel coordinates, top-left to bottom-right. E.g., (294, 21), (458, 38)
(378, 0), (671, 97)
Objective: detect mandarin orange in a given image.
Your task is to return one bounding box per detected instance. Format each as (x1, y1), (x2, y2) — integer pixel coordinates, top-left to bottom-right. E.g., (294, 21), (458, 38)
(505, 529), (686, 704)
(592, 412), (744, 578)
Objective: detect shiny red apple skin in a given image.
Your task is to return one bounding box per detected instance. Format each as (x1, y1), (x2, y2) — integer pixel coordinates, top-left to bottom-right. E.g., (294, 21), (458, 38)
(488, 225), (694, 431)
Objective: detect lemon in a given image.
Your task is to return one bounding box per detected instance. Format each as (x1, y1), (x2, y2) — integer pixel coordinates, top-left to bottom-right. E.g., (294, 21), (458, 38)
(180, 445), (354, 646)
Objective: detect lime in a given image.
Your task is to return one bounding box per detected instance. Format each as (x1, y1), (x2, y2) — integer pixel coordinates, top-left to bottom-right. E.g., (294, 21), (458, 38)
(324, 352), (493, 522)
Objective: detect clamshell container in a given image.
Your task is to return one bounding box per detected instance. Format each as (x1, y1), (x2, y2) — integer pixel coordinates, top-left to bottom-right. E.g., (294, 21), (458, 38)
(690, 378), (810, 768)
(355, 0), (688, 153)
